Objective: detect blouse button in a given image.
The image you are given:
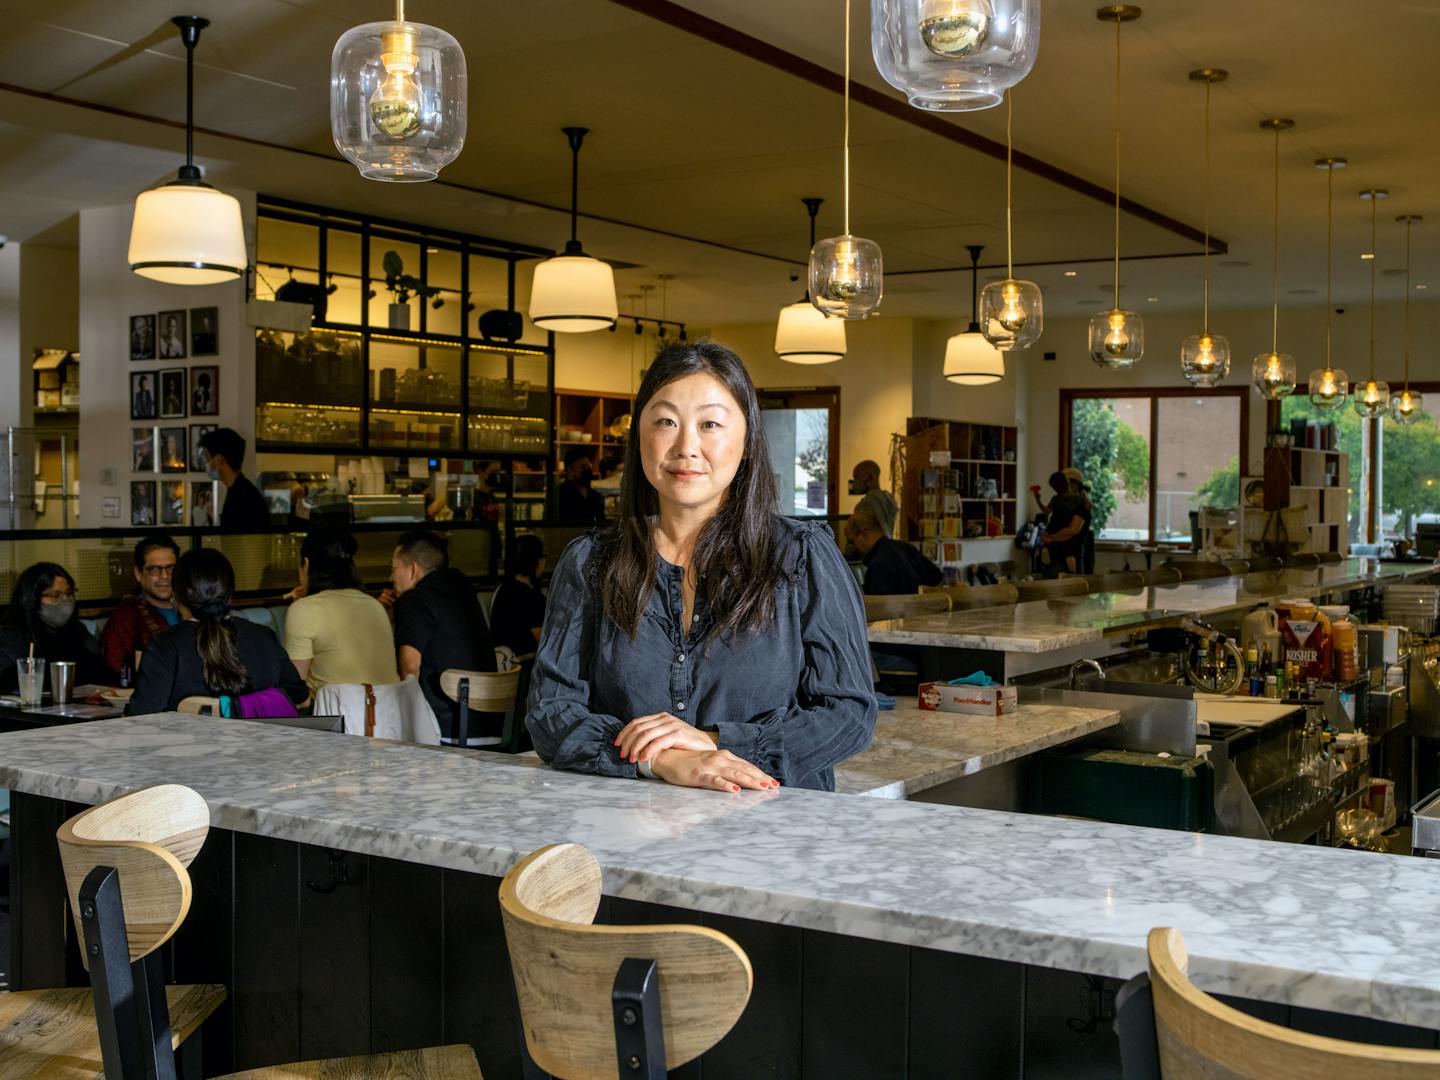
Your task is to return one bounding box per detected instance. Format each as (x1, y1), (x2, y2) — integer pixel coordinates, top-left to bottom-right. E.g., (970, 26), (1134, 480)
(677, 653), (685, 663)
(676, 702), (686, 711)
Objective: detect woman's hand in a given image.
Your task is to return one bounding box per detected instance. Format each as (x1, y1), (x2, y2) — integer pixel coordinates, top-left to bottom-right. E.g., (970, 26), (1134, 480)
(615, 713), (716, 764)
(650, 748), (778, 792)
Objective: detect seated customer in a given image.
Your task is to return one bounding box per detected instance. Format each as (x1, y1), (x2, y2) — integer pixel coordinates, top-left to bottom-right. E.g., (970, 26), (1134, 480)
(125, 549), (307, 715)
(389, 530), (496, 744)
(490, 533), (547, 658)
(556, 446), (606, 525)
(283, 527), (399, 694)
(845, 510), (943, 595)
(99, 533), (182, 676)
(0, 563), (113, 692)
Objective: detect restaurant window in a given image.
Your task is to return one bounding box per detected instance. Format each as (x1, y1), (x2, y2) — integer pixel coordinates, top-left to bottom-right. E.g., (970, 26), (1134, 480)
(758, 387), (839, 517)
(1378, 384), (1440, 543)
(1063, 389), (1247, 544)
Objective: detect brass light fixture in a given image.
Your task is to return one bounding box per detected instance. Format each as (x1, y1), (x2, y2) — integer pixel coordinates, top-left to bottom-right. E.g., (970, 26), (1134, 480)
(1308, 157), (1349, 410)
(1088, 5), (1144, 369)
(1179, 68), (1230, 387)
(980, 93), (1043, 350)
(1353, 188), (1390, 419)
(1251, 118), (1297, 399)
(1392, 214), (1425, 424)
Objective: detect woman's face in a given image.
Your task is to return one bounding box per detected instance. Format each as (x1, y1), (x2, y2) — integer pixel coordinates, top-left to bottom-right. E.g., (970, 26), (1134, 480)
(639, 373), (746, 517)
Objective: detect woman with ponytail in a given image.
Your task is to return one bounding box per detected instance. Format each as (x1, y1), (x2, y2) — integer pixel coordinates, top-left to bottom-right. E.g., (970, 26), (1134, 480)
(125, 548), (306, 715)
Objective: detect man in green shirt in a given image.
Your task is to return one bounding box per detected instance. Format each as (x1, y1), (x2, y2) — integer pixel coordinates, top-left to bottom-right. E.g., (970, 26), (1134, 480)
(849, 459), (897, 538)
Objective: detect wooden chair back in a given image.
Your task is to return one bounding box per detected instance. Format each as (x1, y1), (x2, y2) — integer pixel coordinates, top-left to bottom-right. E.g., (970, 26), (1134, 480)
(1164, 561), (1229, 581)
(1283, 552), (1321, 568)
(500, 844), (752, 1080)
(441, 668), (521, 712)
(1221, 559), (1251, 574)
(1245, 555), (1283, 571)
(917, 583), (968, 602)
(862, 593), (951, 622)
(1317, 550), (1343, 564)
(1144, 566), (1184, 586)
(1016, 578), (1089, 601)
(1146, 927), (1440, 1078)
(1091, 571), (1146, 593)
(177, 696), (221, 716)
(950, 583), (1020, 610)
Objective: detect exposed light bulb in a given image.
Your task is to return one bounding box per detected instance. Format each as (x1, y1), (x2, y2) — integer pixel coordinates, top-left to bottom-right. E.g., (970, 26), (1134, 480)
(369, 27), (424, 138)
(1363, 381), (1382, 405)
(1321, 372), (1337, 396)
(998, 281), (1027, 332)
(1194, 334), (1216, 369)
(829, 238), (861, 300)
(918, 0), (993, 57)
(1104, 310), (1130, 356)
(1391, 389), (1423, 425)
(1264, 355), (1283, 381)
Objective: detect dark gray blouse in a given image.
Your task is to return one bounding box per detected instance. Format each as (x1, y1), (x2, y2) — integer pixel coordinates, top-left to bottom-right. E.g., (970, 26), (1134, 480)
(526, 517), (877, 791)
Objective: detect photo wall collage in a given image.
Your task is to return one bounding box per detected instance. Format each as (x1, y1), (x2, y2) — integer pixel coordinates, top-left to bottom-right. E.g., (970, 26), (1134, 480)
(128, 306), (221, 527)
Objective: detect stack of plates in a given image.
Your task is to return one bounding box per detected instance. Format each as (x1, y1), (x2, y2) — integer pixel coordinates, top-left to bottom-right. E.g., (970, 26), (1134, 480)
(1383, 585), (1440, 636)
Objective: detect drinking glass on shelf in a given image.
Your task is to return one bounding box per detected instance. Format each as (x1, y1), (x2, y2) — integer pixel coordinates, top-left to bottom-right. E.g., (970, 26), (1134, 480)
(16, 657), (44, 706)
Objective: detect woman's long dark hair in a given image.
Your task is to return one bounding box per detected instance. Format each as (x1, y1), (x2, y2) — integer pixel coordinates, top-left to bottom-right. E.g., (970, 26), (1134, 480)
(3, 563), (76, 641)
(598, 340), (782, 639)
(301, 527), (361, 595)
(175, 549), (248, 695)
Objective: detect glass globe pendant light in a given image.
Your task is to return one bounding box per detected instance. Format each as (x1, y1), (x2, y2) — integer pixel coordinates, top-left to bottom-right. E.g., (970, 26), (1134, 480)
(980, 94), (1042, 350)
(1353, 188), (1390, 419)
(1088, 6), (1143, 369)
(529, 127), (618, 333)
(127, 17), (247, 285)
(1179, 69), (1230, 388)
(872, 0), (1039, 112)
(778, 198), (846, 364)
(811, 0), (883, 319)
(331, 1), (466, 182)
(1391, 214), (1425, 424)
(1251, 118), (1297, 399)
(1309, 157), (1349, 409)
(944, 245), (1005, 384)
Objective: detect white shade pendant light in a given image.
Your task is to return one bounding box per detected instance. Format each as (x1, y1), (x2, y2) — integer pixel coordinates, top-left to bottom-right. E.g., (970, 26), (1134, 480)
(529, 127), (618, 333)
(872, 0), (1040, 112)
(944, 245), (1005, 384)
(811, 0), (883, 319)
(1179, 69), (1230, 387)
(1252, 118), (1297, 399)
(980, 93), (1042, 350)
(127, 17), (247, 286)
(1308, 157), (1349, 409)
(779, 198), (846, 364)
(331, 0), (466, 182)
(1353, 188), (1390, 419)
(1088, 6), (1143, 369)
(1392, 214), (1425, 424)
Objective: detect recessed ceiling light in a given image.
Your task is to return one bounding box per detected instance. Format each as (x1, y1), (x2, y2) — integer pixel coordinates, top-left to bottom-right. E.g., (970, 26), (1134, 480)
(1146, 296), (1160, 302)
(1288, 288), (1318, 295)
(1361, 252), (1375, 260)
(1063, 270), (1078, 277)
(426, 246), (440, 254)
(1418, 284), (1430, 291)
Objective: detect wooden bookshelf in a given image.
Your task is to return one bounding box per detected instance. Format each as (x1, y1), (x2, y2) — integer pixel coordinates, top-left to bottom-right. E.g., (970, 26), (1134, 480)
(554, 388), (632, 468)
(900, 419), (1019, 548)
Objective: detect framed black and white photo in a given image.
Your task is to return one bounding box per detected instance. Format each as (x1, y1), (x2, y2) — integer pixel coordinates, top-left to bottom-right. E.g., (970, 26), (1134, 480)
(190, 424), (216, 471)
(190, 480), (217, 527)
(157, 310), (187, 359)
(159, 368), (187, 418)
(130, 481), (156, 527)
(129, 314), (156, 361)
(190, 306), (218, 356)
(130, 372), (158, 420)
(190, 365), (219, 416)
(131, 428), (157, 473)
(159, 427), (187, 473)
(160, 480), (185, 526)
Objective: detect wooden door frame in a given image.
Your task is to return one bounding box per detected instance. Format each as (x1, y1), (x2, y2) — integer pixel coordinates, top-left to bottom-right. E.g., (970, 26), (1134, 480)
(757, 385), (842, 516)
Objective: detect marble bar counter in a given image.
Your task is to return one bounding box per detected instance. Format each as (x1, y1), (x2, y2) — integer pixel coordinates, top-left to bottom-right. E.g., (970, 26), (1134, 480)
(834, 702), (1119, 800)
(6, 712), (1440, 1031)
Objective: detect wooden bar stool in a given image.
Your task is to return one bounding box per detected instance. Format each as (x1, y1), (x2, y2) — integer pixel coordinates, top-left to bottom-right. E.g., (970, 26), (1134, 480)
(500, 843), (751, 1080)
(440, 667), (524, 751)
(862, 593), (951, 623)
(950, 582), (1019, 609)
(1116, 927), (1440, 1078)
(53, 785), (481, 1080)
(1016, 577), (1089, 601)
(1143, 566), (1184, 586)
(177, 696), (222, 715)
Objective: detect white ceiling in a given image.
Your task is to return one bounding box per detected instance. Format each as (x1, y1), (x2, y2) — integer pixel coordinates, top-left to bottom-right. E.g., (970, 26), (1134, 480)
(0, 0), (1437, 327)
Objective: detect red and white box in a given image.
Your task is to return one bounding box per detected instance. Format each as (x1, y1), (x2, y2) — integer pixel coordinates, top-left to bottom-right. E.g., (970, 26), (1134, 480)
(917, 682), (1018, 717)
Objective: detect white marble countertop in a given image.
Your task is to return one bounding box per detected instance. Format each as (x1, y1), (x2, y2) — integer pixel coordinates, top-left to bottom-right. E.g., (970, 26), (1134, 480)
(835, 702), (1119, 799)
(6, 712), (1440, 1029)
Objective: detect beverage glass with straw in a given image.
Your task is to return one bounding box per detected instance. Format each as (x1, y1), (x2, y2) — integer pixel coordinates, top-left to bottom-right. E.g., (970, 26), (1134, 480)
(16, 642), (44, 707)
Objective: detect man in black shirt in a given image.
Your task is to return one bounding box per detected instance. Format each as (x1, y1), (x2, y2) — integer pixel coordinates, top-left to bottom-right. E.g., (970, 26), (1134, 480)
(556, 446), (606, 525)
(845, 510), (943, 596)
(199, 427), (271, 532)
(388, 529), (498, 744)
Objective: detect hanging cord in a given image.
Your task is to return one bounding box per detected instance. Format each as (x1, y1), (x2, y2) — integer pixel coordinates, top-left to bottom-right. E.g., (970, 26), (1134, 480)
(1006, 93), (1015, 281)
(1324, 162), (1334, 371)
(396, 0), (405, 21)
(183, 26), (195, 170)
(1112, 16), (1121, 311)
(1367, 193), (1378, 381)
(1403, 216), (1414, 392)
(1270, 125), (1280, 354)
(1201, 78), (1211, 333)
(843, 0), (851, 237)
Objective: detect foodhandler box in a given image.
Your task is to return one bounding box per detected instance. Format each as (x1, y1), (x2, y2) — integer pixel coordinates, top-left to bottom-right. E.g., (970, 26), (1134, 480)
(918, 681), (1018, 716)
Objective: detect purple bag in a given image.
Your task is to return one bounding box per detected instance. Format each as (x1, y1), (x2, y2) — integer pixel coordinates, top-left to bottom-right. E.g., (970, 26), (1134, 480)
(232, 686), (299, 719)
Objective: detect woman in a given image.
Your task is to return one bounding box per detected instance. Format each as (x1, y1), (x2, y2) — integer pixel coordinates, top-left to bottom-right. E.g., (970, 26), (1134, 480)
(0, 563), (112, 692)
(490, 533), (548, 657)
(528, 341), (876, 792)
(283, 528), (398, 693)
(125, 549), (306, 714)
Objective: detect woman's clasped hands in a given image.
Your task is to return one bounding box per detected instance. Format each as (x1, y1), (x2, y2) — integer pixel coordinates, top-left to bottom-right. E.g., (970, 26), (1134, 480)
(614, 712), (778, 793)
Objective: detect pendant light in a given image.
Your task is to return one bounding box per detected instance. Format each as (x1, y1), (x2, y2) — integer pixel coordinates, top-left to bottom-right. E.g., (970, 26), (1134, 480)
(980, 93), (1042, 350)
(871, 0), (1040, 112)
(1353, 188), (1390, 419)
(529, 127), (618, 333)
(1179, 69), (1230, 387)
(777, 198), (846, 364)
(331, 1), (466, 182)
(1251, 118), (1298, 399)
(127, 17), (247, 286)
(810, 0), (883, 319)
(1391, 214), (1425, 424)
(1308, 157), (1349, 409)
(1088, 6), (1143, 369)
(943, 245), (1005, 384)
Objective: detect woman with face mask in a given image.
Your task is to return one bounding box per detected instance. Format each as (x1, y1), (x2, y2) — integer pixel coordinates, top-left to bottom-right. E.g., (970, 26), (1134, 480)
(0, 562), (114, 692)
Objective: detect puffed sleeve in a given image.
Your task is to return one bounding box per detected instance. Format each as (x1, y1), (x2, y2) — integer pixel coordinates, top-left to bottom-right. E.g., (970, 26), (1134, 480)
(708, 525), (877, 788)
(525, 536), (636, 778)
